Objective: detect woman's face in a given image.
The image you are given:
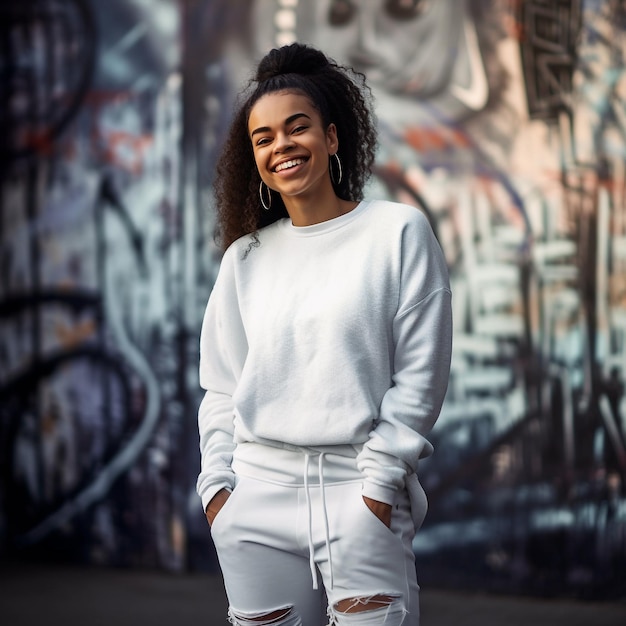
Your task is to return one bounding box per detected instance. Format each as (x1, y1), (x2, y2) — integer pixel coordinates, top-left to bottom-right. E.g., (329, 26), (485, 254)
(254, 0), (465, 98)
(248, 90), (338, 203)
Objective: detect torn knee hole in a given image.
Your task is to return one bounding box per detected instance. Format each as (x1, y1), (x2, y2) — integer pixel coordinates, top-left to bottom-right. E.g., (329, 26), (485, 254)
(334, 595), (398, 613)
(229, 606), (293, 625)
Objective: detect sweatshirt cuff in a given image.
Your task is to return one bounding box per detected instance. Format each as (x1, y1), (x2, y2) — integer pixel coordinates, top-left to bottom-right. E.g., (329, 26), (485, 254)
(361, 480), (398, 506)
(200, 480), (234, 513)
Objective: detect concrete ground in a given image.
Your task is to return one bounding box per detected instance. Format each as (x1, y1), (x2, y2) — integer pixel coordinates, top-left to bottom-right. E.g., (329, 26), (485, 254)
(0, 560), (625, 626)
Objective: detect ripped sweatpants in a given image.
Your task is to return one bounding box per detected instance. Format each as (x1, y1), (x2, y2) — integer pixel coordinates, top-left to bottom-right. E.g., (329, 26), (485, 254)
(209, 456), (421, 626)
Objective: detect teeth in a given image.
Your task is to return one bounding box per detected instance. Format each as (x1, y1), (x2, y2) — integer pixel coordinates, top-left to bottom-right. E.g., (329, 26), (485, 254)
(275, 158), (305, 172)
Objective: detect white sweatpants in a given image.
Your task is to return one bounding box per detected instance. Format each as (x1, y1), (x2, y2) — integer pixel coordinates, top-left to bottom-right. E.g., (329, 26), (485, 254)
(210, 455), (420, 626)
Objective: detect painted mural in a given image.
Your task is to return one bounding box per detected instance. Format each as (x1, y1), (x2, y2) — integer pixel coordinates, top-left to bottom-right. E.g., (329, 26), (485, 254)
(0, 0), (625, 598)
(0, 0), (195, 570)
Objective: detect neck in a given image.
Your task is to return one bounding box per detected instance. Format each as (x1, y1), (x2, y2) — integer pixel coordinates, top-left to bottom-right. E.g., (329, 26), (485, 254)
(283, 187), (358, 227)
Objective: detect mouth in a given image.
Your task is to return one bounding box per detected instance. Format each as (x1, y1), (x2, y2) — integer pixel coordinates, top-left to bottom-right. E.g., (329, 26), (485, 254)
(273, 157), (308, 173)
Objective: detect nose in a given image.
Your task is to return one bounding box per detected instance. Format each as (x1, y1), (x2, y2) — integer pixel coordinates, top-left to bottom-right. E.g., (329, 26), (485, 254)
(348, 5), (386, 71)
(274, 131), (295, 153)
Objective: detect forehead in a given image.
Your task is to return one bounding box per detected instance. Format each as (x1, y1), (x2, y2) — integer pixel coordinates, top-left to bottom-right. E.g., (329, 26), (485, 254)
(248, 90), (320, 130)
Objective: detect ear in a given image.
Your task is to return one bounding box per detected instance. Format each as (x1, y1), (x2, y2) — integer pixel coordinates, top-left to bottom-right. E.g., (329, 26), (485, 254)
(326, 123), (339, 153)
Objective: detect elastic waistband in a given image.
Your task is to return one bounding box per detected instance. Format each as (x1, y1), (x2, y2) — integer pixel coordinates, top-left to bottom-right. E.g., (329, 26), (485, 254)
(232, 442), (363, 486)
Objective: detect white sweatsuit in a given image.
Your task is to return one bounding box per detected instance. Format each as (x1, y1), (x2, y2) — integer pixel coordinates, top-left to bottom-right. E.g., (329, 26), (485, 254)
(197, 199), (452, 625)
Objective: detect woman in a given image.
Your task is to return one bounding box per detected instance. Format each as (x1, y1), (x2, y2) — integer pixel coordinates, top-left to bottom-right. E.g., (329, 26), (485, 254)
(197, 43), (452, 626)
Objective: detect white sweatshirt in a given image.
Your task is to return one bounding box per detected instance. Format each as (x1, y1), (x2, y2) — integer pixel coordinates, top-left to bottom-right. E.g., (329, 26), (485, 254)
(197, 199), (452, 513)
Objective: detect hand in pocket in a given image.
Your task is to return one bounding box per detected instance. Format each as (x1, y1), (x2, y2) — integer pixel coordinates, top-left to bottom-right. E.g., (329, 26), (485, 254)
(206, 488), (231, 526)
(362, 495), (392, 528)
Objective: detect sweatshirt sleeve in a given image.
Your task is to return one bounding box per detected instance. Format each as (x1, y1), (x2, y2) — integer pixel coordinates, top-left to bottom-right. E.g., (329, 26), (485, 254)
(358, 212), (453, 505)
(196, 248), (247, 512)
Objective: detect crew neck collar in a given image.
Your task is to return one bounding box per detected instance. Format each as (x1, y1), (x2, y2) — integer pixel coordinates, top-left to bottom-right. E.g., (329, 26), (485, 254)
(282, 201), (369, 237)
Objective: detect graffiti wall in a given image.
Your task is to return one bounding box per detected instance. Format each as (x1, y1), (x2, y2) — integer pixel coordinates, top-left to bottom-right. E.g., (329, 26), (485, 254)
(0, 0), (199, 570)
(1, 0), (625, 597)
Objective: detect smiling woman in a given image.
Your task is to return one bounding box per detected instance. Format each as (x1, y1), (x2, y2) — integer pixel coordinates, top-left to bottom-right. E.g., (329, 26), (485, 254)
(212, 43), (376, 249)
(247, 91), (356, 226)
(197, 43), (452, 626)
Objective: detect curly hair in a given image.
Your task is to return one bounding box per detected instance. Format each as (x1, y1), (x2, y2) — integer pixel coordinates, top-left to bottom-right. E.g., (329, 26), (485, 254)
(213, 43), (378, 251)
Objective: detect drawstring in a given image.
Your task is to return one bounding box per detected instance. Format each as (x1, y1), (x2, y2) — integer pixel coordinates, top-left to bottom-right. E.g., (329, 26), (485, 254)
(303, 454), (317, 589)
(318, 453), (334, 590)
(303, 452), (333, 591)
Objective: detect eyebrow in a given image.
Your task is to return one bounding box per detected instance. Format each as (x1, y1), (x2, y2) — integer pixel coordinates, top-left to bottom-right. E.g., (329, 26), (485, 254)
(250, 112), (312, 139)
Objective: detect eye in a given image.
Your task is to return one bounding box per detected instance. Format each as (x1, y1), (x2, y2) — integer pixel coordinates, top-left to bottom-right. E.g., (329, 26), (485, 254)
(292, 125), (307, 134)
(328, 0), (356, 27)
(384, 0), (426, 20)
(255, 137), (272, 147)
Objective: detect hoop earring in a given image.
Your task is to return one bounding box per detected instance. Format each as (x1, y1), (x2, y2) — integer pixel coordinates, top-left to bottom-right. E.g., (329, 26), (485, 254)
(259, 181), (272, 211)
(330, 153), (343, 186)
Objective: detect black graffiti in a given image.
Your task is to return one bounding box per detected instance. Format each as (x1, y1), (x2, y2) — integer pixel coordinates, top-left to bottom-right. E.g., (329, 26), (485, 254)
(0, 0), (97, 166)
(519, 0), (582, 120)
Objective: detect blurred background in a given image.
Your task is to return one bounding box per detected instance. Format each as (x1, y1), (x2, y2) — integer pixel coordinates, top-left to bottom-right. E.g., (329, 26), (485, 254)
(1, 0), (626, 615)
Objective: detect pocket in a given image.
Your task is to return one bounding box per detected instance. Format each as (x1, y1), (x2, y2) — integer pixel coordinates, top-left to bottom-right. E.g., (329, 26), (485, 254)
(331, 483), (406, 568)
(210, 478), (240, 532)
(359, 492), (396, 536)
